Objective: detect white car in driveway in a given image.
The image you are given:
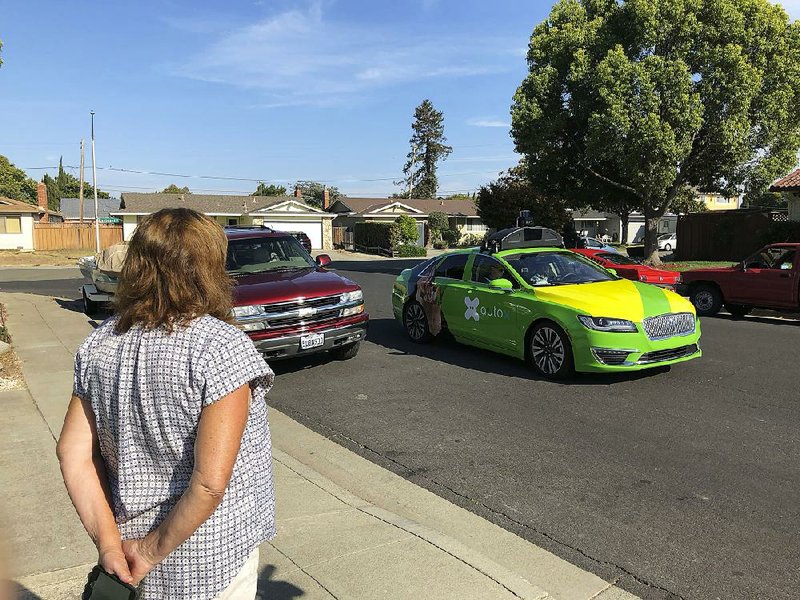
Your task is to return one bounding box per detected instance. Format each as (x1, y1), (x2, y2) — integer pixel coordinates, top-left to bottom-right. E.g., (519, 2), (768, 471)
(658, 233), (677, 252)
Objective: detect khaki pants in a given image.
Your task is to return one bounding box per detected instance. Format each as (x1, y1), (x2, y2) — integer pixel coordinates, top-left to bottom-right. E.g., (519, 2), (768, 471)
(215, 547), (259, 599)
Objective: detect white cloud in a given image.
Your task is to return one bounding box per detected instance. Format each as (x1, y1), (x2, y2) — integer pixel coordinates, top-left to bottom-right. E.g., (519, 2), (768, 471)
(168, 2), (515, 106)
(467, 118), (510, 128)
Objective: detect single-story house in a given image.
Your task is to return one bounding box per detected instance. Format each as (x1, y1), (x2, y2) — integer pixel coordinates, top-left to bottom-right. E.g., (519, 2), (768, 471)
(769, 168), (800, 221)
(0, 183), (64, 250)
(111, 192), (336, 250)
(60, 197), (121, 224)
(327, 197), (486, 246)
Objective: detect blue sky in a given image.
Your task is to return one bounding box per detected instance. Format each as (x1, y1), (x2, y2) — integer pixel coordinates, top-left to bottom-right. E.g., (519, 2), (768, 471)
(2, 0), (799, 199)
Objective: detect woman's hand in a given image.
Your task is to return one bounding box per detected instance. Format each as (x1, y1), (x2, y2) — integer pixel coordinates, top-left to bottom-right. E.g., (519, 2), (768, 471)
(98, 546), (134, 585)
(121, 539), (157, 585)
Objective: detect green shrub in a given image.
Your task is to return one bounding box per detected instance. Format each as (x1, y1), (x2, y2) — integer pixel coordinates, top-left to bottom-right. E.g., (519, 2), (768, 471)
(395, 244), (427, 257)
(441, 228), (460, 246)
(428, 211), (450, 233)
(759, 221), (800, 246)
(354, 222), (399, 250)
(433, 240), (448, 250)
(395, 215), (419, 245)
(458, 233), (485, 247)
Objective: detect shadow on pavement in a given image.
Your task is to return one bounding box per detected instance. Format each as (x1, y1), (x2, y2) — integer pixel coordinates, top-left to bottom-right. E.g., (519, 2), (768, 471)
(706, 313), (799, 327)
(365, 318), (669, 385)
(10, 583), (44, 600)
(257, 565), (304, 599)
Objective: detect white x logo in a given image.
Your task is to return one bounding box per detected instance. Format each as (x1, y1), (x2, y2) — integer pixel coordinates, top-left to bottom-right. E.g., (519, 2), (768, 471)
(464, 296), (480, 321)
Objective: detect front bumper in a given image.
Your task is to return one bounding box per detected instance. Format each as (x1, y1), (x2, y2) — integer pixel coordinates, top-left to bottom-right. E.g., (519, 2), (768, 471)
(251, 320), (368, 360)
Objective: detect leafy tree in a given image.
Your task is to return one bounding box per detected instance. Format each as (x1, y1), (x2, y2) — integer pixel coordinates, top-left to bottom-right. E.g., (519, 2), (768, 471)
(162, 184), (191, 194)
(512, 0), (800, 263)
(294, 181), (341, 208)
(394, 215), (419, 245)
(41, 158), (109, 211)
(397, 99), (452, 198)
(251, 182), (287, 197)
(0, 155), (38, 204)
(428, 211), (450, 233)
(476, 165), (570, 232)
(744, 191), (787, 209)
(445, 193), (474, 200)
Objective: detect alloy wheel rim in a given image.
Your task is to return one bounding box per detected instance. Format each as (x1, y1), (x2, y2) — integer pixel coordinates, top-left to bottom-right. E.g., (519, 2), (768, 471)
(532, 327), (565, 375)
(406, 304), (427, 340)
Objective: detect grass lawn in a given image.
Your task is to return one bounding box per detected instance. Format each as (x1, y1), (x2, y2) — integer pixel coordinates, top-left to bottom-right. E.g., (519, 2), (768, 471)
(0, 249), (91, 267)
(661, 261), (737, 271)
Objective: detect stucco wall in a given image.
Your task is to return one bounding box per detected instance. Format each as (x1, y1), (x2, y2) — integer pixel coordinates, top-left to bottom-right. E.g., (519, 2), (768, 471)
(788, 195), (800, 222)
(322, 219), (333, 250)
(0, 214), (34, 250)
(122, 216), (138, 241)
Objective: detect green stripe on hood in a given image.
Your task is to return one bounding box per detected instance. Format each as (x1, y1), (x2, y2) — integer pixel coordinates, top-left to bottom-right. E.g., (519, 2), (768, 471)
(633, 281), (672, 318)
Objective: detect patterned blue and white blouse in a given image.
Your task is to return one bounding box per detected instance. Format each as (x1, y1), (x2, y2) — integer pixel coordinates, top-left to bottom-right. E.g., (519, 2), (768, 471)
(73, 315), (276, 599)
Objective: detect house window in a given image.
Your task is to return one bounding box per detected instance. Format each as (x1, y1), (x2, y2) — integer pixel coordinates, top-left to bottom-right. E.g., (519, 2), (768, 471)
(0, 216), (22, 233)
(227, 218), (239, 226)
(465, 220), (487, 232)
(716, 196), (728, 205)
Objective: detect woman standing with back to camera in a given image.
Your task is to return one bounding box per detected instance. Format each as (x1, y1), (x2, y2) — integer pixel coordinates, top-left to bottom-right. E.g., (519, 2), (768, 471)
(57, 208), (275, 599)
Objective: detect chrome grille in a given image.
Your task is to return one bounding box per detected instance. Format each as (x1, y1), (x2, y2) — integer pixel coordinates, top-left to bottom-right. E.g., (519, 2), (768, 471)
(642, 313), (695, 340)
(261, 294), (342, 315)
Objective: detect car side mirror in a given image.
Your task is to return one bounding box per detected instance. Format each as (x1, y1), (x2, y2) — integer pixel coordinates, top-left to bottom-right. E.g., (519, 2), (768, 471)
(315, 254), (332, 267)
(488, 278), (514, 291)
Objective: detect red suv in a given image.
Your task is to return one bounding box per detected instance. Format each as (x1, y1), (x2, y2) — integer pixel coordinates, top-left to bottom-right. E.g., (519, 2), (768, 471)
(226, 226), (368, 360)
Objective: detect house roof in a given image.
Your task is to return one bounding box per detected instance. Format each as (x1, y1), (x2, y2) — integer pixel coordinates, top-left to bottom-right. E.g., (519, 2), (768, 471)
(114, 193), (297, 216)
(60, 197), (121, 220)
(770, 168), (800, 192)
(0, 196), (63, 216)
(329, 197), (479, 217)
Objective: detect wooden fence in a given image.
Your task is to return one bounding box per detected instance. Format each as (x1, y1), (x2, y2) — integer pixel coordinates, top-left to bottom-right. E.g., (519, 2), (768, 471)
(675, 209), (785, 261)
(33, 223), (124, 251)
(332, 227), (354, 250)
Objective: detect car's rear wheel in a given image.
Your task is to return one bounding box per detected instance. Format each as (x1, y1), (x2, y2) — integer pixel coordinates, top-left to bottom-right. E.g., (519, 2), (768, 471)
(529, 321), (574, 380)
(725, 304), (752, 319)
(82, 289), (99, 316)
(663, 243), (672, 252)
(690, 284), (722, 317)
(403, 300), (431, 343)
(331, 342), (360, 360)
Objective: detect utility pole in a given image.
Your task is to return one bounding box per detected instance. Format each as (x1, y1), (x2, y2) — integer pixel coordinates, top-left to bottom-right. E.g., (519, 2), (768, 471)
(78, 139), (85, 224)
(90, 111), (100, 253)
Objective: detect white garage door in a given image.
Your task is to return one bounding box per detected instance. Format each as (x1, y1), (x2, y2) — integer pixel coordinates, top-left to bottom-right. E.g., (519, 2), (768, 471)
(261, 221), (323, 250)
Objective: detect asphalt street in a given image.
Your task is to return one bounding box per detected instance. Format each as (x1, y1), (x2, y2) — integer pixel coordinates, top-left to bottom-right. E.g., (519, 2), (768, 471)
(4, 262), (799, 600)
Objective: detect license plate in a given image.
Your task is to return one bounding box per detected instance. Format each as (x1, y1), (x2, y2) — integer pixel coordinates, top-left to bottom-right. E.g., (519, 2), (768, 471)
(300, 333), (325, 350)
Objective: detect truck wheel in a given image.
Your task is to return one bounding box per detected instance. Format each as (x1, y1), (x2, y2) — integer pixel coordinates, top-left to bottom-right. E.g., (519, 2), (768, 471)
(529, 321), (574, 380)
(725, 304), (752, 319)
(82, 289), (98, 316)
(331, 342), (360, 360)
(690, 284), (722, 317)
(403, 300), (432, 343)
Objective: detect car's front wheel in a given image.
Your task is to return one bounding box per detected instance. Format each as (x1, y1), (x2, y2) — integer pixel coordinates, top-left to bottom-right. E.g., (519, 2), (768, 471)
(529, 321), (574, 380)
(82, 288), (98, 316)
(690, 284), (722, 317)
(663, 243), (672, 252)
(403, 300), (432, 343)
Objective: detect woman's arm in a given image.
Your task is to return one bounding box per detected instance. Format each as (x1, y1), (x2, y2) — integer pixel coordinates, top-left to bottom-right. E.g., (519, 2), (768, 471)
(57, 395), (133, 583)
(124, 383), (251, 582)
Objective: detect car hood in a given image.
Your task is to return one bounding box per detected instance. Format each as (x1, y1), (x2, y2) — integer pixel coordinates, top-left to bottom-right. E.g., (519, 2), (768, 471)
(531, 279), (694, 321)
(233, 268), (359, 306)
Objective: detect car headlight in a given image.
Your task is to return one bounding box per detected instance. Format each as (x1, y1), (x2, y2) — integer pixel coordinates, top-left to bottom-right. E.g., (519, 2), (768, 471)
(232, 305), (265, 318)
(341, 290), (363, 303)
(342, 304), (365, 317)
(577, 315), (638, 333)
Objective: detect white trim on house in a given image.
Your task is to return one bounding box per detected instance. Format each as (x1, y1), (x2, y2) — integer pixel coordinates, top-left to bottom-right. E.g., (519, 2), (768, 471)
(364, 201), (425, 215)
(254, 199), (327, 214)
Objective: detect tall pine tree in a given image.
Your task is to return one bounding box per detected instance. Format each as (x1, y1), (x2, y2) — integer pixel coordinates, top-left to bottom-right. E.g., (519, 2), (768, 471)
(398, 100), (452, 198)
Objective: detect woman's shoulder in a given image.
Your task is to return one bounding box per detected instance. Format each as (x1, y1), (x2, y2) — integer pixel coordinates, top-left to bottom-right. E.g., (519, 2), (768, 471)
(190, 316), (252, 350)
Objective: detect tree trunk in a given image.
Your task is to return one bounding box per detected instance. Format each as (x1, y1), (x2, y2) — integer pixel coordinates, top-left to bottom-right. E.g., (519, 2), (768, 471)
(643, 212), (662, 265)
(619, 212), (629, 244)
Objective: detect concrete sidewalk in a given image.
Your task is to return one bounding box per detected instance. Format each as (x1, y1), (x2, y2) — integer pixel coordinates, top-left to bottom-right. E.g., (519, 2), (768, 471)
(1, 292), (638, 600)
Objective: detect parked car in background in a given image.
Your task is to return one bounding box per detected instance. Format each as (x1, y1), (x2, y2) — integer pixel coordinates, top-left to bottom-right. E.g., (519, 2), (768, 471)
(580, 236), (620, 253)
(679, 243), (800, 317)
(287, 231), (313, 253)
(392, 227), (701, 379)
(571, 249), (680, 288)
(657, 233), (677, 252)
(226, 226), (367, 360)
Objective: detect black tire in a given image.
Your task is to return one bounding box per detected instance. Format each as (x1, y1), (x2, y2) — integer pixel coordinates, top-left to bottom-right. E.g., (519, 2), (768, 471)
(529, 321), (574, 380)
(403, 300), (432, 344)
(331, 342), (360, 360)
(664, 243), (672, 252)
(725, 304), (752, 319)
(82, 289), (98, 316)
(690, 284), (722, 317)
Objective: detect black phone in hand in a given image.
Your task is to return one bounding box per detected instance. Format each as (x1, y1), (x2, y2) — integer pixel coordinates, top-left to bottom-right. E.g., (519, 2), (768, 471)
(83, 565), (139, 600)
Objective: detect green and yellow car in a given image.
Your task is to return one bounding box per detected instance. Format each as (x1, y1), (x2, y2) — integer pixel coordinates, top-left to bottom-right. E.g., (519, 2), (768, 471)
(391, 229), (701, 379)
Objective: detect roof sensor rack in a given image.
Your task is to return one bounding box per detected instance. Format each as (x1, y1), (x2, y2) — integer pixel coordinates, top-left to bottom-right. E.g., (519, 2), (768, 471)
(482, 227), (564, 253)
(223, 224), (274, 231)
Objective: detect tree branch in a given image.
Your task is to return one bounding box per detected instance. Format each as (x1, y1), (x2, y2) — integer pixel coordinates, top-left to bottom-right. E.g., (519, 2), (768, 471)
(580, 163), (645, 201)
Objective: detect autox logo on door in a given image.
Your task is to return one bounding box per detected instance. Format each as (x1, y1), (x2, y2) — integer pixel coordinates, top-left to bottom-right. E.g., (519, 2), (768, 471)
(464, 296), (509, 321)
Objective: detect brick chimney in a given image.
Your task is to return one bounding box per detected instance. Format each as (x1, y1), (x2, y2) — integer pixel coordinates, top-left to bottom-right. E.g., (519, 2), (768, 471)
(294, 186), (302, 199)
(323, 187), (330, 210)
(37, 182), (49, 223)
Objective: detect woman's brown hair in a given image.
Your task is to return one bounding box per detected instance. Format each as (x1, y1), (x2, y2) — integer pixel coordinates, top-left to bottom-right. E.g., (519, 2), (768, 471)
(114, 208), (233, 333)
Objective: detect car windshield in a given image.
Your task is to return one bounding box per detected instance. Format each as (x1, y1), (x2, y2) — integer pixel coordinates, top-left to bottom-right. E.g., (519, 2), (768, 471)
(597, 252), (640, 266)
(658, 234), (673, 240)
(504, 251), (615, 286)
(226, 236), (314, 274)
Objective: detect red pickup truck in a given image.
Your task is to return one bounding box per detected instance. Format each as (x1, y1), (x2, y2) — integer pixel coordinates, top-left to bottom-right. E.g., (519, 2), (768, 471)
(227, 227), (368, 360)
(679, 243), (800, 317)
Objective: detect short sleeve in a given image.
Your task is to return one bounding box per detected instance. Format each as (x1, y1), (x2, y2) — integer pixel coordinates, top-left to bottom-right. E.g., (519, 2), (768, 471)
(200, 328), (274, 407)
